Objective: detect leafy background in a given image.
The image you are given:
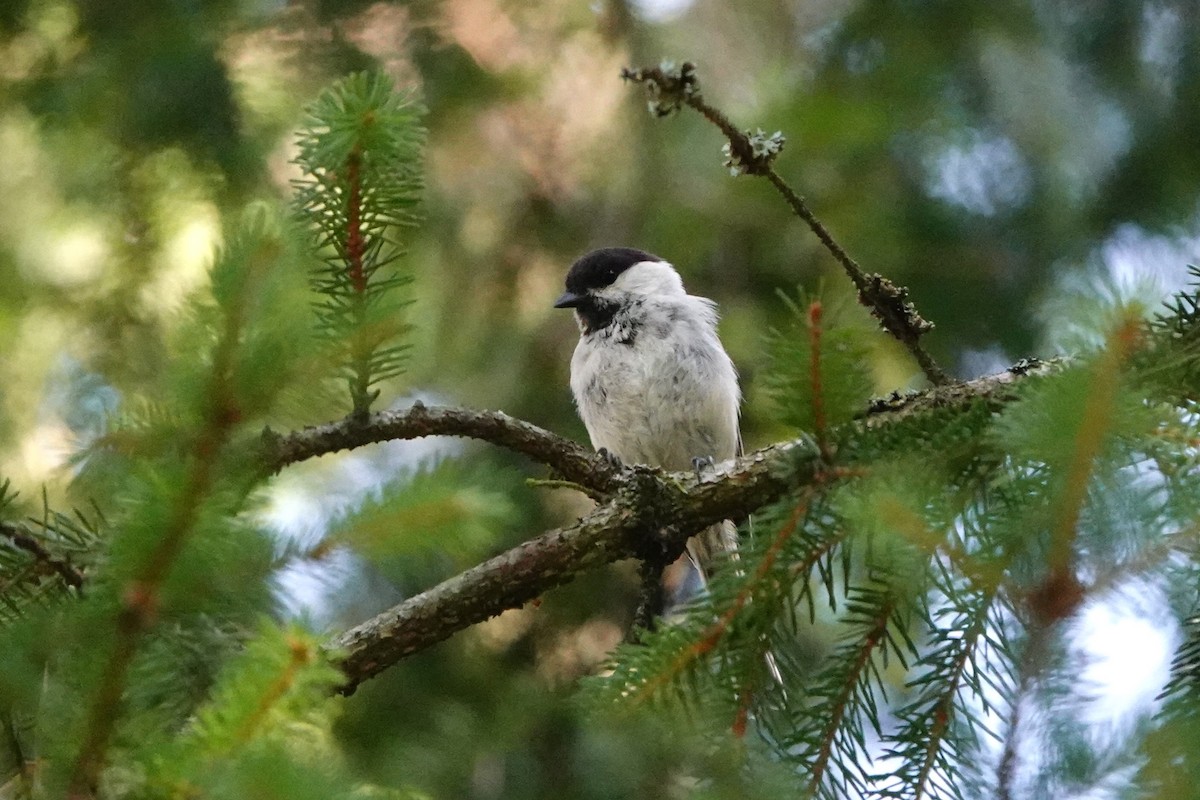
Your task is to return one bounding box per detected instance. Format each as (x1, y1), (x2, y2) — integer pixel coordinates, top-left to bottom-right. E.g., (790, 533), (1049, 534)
(2, 0), (1199, 797)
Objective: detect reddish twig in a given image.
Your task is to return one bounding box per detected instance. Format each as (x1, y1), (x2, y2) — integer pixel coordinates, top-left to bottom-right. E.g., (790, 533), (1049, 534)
(231, 635), (314, 746)
(808, 594), (898, 795)
(732, 686), (752, 738)
(69, 421), (233, 798)
(345, 147), (366, 294)
(808, 301), (831, 460)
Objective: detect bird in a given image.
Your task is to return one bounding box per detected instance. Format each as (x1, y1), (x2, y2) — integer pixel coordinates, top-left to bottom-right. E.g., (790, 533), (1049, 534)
(554, 246), (741, 607)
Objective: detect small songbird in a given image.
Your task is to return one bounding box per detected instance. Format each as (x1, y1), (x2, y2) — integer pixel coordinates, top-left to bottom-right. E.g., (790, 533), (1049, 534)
(554, 247), (741, 598)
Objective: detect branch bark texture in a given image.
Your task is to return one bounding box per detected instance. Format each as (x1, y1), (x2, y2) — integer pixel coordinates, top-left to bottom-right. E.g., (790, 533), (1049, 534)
(263, 400), (622, 495)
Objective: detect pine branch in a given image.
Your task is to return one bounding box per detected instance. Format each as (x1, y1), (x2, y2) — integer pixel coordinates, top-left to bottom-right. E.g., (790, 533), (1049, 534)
(880, 575), (1012, 800)
(620, 61), (949, 386)
(69, 400), (239, 799)
(805, 589), (903, 799)
(66, 220), (275, 797)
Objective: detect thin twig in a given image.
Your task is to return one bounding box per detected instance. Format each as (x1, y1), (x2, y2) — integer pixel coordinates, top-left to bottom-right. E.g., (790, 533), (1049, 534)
(0, 521), (85, 591)
(621, 62), (949, 386)
(807, 301), (832, 460)
(997, 627), (1049, 800)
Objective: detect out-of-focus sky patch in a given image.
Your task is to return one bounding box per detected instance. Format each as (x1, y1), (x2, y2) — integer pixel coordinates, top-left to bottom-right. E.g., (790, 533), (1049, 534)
(1139, 2), (1184, 100)
(261, 397), (463, 624)
(273, 546), (368, 625)
(1038, 218), (1200, 353)
(1099, 221), (1200, 297)
(957, 345), (1013, 380)
(628, 0), (695, 23)
(979, 34), (1131, 206)
(969, 604), (1168, 800)
(922, 130), (1031, 217)
(1072, 581), (1176, 737)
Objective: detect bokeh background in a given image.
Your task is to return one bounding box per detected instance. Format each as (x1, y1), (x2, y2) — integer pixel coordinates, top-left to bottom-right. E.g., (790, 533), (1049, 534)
(2, 0), (1200, 796)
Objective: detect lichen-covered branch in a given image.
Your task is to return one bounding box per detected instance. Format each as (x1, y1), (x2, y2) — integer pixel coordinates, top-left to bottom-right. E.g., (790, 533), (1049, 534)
(620, 61), (949, 386)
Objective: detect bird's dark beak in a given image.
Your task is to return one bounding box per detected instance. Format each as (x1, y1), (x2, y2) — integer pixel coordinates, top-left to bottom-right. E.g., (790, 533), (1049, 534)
(554, 291), (585, 309)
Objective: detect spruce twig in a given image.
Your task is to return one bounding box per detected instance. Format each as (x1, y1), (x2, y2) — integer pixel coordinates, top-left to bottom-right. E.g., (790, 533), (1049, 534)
(66, 221), (270, 797)
(292, 72), (425, 420)
(807, 301), (833, 461)
(627, 494), (812, 707)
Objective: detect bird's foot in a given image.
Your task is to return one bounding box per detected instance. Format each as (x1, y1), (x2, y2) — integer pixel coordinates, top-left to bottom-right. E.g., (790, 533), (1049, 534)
(691, 455), (715, 479)
(598, 447), (624, 469)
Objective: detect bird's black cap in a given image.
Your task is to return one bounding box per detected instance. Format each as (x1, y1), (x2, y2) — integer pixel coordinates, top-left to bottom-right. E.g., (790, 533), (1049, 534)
(562, 247), (661, 296)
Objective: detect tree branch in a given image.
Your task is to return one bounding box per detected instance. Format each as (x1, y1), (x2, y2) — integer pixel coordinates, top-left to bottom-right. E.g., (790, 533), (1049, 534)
(323, 358), (1061, 693)
(329, 440), (820, 694)
(620, 62), (949, 386)
(261, 400), (622, 496)
(0, 521), (85, 591)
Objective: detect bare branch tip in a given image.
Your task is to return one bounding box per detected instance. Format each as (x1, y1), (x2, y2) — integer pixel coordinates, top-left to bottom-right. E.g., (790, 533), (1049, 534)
(621, 60), (700, 118)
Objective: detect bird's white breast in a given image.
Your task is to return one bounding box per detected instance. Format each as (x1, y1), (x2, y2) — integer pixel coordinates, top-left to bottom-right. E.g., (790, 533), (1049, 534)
(570, 295), (740, 471)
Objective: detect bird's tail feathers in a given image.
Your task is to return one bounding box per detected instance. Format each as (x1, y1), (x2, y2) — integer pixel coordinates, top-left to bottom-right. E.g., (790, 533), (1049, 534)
(681, 520), (786, 690)
(686, 520), (740, 584)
